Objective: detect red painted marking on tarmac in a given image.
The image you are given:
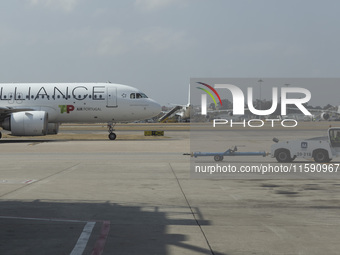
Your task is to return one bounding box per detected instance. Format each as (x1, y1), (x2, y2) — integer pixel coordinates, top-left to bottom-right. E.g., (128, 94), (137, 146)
(91, 221), (110, 255)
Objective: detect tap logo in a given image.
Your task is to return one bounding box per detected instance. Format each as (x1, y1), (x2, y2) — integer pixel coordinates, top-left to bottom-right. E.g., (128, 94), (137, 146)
(59, 105), (75, 114)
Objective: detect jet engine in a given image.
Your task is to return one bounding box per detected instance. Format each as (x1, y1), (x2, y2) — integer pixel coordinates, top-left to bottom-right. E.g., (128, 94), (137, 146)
(2, 111), (48, 136)
(321, 112), (330, 121)
(47, 123), (60, 135)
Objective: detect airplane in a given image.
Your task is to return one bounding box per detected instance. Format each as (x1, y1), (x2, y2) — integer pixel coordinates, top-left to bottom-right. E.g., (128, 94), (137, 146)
(0, 82), (161, 140)
(310, 106), (340, 121)
(282, 105), (340, 121)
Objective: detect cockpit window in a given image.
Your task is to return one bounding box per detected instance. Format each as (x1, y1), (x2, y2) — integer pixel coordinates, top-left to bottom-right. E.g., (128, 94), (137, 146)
(136, 93), (148, 98)
(130, 93), (148, 99)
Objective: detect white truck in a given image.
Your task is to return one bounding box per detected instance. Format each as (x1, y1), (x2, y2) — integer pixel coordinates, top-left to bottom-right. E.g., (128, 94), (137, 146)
(271, 128), (340, 163)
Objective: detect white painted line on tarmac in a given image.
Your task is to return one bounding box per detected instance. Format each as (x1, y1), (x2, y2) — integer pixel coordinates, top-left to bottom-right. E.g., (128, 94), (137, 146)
(0, 215), (88, 223)
(23, 179), (36, 184)
(70, 221), (96, 255)
(0, 216), (97, 255)
(0, 179), (37, 184)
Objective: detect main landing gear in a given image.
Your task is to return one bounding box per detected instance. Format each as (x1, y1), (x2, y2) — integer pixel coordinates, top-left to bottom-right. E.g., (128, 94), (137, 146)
(107, 122), (117, 140)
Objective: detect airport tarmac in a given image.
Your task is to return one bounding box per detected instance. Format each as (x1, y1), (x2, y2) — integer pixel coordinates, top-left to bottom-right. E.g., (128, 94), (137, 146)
(1, 122), (340, 254)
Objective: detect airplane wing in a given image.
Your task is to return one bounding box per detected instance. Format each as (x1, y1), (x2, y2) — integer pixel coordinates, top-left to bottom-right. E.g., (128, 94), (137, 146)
(0, 107), (33, 121)
(207, 109), (232, 113)
(207, 108), (248, 116)
(308, 109), (340, 114)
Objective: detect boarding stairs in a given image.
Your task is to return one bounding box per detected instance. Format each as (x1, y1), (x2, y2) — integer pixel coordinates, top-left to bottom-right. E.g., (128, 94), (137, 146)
(158, 105), (182, 122)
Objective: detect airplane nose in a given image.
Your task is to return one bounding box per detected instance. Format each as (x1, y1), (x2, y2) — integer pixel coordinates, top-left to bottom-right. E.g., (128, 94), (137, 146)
(152, 101), (162, 115)
(150, 99), (162, 116)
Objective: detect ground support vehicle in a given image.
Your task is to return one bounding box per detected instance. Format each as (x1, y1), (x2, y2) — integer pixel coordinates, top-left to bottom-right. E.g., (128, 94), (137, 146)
(271, 128), (340, 163)
(192, 146), (267, 162)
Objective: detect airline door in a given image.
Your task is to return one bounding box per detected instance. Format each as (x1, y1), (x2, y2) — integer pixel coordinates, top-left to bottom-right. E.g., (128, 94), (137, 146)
(107, 87), (118, 107)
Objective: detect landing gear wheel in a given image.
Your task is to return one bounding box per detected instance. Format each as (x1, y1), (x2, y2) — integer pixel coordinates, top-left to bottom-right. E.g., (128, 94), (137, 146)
(214, 155), (223, 161)
(0, 131), (2, 139)
(107, 121), (117, 141)
(313, 150), (330, 163)
(108, 133), (117, 140)
(275, 149), (292, 163)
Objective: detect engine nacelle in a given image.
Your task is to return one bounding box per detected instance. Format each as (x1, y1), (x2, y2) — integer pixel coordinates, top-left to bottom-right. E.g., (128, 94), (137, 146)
(2, 111), (48, 136)
(47, 123), (60, 135)
(321, 112), (330, 120)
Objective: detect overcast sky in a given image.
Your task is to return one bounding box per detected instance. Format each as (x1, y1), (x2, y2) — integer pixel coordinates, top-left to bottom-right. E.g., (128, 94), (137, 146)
(0, 0), (339, 106)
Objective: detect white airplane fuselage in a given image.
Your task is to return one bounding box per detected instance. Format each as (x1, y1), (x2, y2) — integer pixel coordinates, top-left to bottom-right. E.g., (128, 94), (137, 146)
(0, 83), (161, 139)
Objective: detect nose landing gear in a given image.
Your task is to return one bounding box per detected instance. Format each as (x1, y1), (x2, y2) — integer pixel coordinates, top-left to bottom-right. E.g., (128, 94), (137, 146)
(107, 122), (117, 140)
